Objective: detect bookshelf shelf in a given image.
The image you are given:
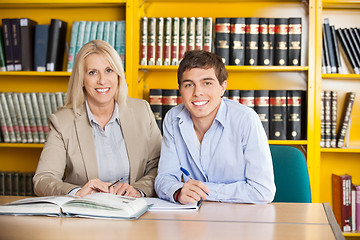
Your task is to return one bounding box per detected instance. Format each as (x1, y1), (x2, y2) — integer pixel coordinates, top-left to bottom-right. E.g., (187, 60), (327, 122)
(0, 72), (71, 77)
(0, 143), (44, 149)
(321, 147), (360, 153)
(269, 140), (307, 145)
(322, 74), (360, 80)
(140, 66), (309, 72)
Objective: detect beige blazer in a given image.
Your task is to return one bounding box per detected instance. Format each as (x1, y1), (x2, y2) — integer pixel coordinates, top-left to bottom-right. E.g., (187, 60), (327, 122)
(33, 97), (162, 197)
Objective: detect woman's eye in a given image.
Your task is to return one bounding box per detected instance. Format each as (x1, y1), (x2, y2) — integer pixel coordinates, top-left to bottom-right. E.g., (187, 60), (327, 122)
(107, 68), (113, 73)
(89, 70), (96, 75)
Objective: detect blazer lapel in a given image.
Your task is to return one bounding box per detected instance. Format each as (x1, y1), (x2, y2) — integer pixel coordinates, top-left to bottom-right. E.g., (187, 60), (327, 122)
(74, 106), (98, 181)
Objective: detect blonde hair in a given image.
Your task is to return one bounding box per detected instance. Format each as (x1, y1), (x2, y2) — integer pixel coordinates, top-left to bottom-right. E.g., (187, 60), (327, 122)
(64, 40), (128, 112)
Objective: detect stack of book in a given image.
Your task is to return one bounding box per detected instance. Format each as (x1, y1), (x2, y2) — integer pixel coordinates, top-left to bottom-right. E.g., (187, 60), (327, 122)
(149, 88), (307, 140)
(0, 92), (66, 144)
(140, 17), (213, 66)
(66, 20), (126, 72)
(322, 18), (360, 74)
(332, 174), (360, 232)
(1, 18), (68, 72)
(215, 17), (302, 66)
(0, 171), (35, 196)
(320, 91), (356, 148)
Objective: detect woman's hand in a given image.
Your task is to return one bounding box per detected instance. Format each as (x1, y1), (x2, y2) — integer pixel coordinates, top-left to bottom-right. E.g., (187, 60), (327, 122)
(112, 183), (142, 198)
(76, 178), (112, 197)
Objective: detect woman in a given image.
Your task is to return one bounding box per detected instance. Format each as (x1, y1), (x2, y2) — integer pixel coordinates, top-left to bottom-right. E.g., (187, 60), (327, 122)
(33, 40), (162, 197)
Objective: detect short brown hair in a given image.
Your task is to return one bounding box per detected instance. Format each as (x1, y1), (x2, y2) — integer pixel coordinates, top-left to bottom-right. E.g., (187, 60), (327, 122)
(177, 50), (228, 87)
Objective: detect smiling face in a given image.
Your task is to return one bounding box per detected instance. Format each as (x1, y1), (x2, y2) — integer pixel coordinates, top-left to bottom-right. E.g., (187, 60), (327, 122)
(179, 67), (227, 125)
(83, 53), (119, 110)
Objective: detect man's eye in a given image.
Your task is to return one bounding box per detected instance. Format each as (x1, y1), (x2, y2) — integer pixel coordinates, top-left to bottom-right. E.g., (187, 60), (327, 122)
(184, 83), (193, 88)
(204, 82), (212, 86)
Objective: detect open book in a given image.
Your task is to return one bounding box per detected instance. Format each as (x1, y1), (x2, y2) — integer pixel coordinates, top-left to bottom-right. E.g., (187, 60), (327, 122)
(0, 193), (149, 219)
(145, 198), (201, 211)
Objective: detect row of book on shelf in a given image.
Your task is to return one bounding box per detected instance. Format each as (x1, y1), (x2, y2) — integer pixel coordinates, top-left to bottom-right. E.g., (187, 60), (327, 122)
(332, 174), (360, 232)
(149, 89), (306, 140)
(0, 171), (35, 196)
(322, 18), (360, 74)
(140, 16), (302, 67)
(0, 18), (126, 72)
(0, 92), (66, 144)
(320, 91), (356, 148)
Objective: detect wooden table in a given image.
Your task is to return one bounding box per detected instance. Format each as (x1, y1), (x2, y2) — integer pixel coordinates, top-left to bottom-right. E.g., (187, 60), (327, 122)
(0, 196), (344, 240)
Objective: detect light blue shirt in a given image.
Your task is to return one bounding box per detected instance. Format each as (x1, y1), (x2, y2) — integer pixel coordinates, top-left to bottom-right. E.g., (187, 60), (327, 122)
(155, 98), (276, 204)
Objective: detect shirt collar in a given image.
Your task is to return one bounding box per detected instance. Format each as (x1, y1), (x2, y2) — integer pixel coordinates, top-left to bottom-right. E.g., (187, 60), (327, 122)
(85, 100), (119, 126)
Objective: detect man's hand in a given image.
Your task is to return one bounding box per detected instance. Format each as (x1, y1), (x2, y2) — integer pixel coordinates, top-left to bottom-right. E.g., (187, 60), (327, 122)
(177, 179), (209, 205)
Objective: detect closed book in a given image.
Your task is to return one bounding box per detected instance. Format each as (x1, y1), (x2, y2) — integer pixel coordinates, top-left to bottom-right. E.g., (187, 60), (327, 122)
(337, 28), (359, 74)
(18, 92), (33, 143)
(228, 89), (240, 103)
(268, 18), (275, 66)
(89, 21), (98, 42)
(140, 17), (147, 65)
(254, 90), (269, 138)
(269, 90), (287, 140)
(36, 93), (50, 136)
(215, 18), (230, 65)
(11, 92), (27, 143)
(146, 17), (156, 65)
(10, 18), (22, 71)
(18, 172), (26, 196)
(322, 28), (332, 74)
(222, 90), (229, 99)
(46, 19), (68, 71)
(348, 28), (360, 64)
(288, 17), (301, 66)
(195, 17), (203, 50)
(163, 17), (172, 66)
(337, 92), (356, 148)
(274, 18), (288, 66)
(67, 21), (80, 72)
(324, 90), (331, 148)
(356, 185), (360, 231)
(25, 172), (34, 196)
(0, 92), (16, 143)
(240, 90), (254, 109)
(0, 95), (11, 143)
(286, 90), (304, 140)
(258, 18), (271, 66)
(330, 91), (337, 148)
(5, 92), (21, 143)
(83, 21), (92, 46)
(331, 25), (343, 74)
(96, 21), (105, 41)
(171, 17), (179, 66)
(187, 17), (195, 51)
(156, 17), (164, 65)
(0, 28), (6, 72)
(230, 17), (245, 66)
(4, 172), (12, 195)
(0, 172), (4, 195)
(162, 89), (178, 122)
(320, 91), (325, 147)
(203, 17), (213, 52)
(19, 18), (38, 71)
(34, 24), (49, 72)
(323, 18), (336, 73)
(149, 89), (162, 131)
(24, 93), (40, 143)
(103, 21), (111, 43)
(177, 90), (183, 105)
(108, 21), (116, 48)
(115, 21), (126, 68)
(75, 21), (86, 56)
(11, 172), (19, 196)
(178, 17), (187, 61)
(2, 18), (15, 71)
(245, 17), (259, 66)
(332, 174), (352, 232)
(30, 92), (45, 143)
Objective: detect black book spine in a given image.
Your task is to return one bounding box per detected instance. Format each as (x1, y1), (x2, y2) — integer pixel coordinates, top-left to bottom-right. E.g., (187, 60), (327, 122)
(1, 18), (14, 71)
(288, 17), (302, 66)
(323, 19), (337, 73)
(323, 28), (332, 74)
(20, 18), (38, 71)
(240, 90), (254, 109)
(254, 90), (269, 138)
(230, 18), (245, 66)
(258, 18), (271, 66)
(10, 18), (22, 71)
(320, 91), (325, 147)
(343, 28), (360, 69)
(162, 89), (178, 123)
(348, 28), (360, 62)
(245, 17), (259, 66)
(215, 18), (231, 65)
(330, 91), (337, 148)
(34, 25), (49, 72)
(337, 92), (356, 148)
(228, 89), (240, 103)
(268, 18), (275, 66)
(149, 89), (163, 131)
(4, 172), (12, 195)
(286, 90), (303, 140)
(269, 90), (287, 140)
(274, 18), (288, 66)
(46, 19), (68, 71)
(331, 25), (343, 74)
(324, 90), (331, 148)
(337, 28), (359, 74)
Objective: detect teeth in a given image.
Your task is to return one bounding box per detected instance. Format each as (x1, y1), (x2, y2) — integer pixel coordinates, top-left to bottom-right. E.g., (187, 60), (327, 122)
(96, 88), (109, 93)
(193, 101), (208, 106)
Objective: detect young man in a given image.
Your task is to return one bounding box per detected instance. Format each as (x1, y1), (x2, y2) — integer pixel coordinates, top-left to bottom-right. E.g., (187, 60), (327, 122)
(155, 50), (275, 204)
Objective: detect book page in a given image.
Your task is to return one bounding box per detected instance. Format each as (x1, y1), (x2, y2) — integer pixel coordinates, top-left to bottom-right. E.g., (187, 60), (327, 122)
(145, 198), (200, 211)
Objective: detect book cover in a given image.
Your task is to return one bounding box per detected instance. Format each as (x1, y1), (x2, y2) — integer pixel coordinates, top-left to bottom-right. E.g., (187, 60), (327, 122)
(0, 95), (10, 143)
(269, 90), (287, 140)
(19, 18), (38, 71)
(349, 28), (360, 60)
(245, 17), (259, 66)
(30, 92), (45, 143)
(163, 17), (172, 66)
(149, 89), (162, 131)
(140, 17), (148, 66)
(323, 19), (337, 73)
(0, 92), (16, 143)
(171, 17), (179, 66)
(102, 21), (110, 43)
(34, 24), (49, 72)
(36, 93), (50, 136)
(274, 18), (288, 66)
(337, 92), (356, 148)
(228, 89), (240, 103)
(1, 18), (15, 71)
(147, 17), (156, 66)
(258, 18), (271, 66)
(162, 89), (178, 123)
(96, 21), (105, 41)
(288, 17), (302, 66)
(337, 28), (359, 74)
(115, 21), (126, 68)
(66, 21), (80, 72)
(195, 17), (203, 50)
(215, 18), (230, 65)
(10, 18), (22, 71)
(286, 90), (303, 140)
(46, 19), (68, 71)
(203, 17), (213, 52)
(18, 93), (33, 143)
(0, 28), (6, 72)
(11, 92), (27, 143)
(230, 17), (245, 66)
(5, 92), (21, 143)
(330, 91), (337, 148)
(156, 17), (164, 66)
(320, 91), (325, 147)
(331, 25), (343, 74)
(178, 17), (187, 61)
(343, 28), (360, 72)
(322, 28), (332, 74)
(24, 93), (39, 143)
(356, 184), (360, 231)
(254, 90), (269, 138)
(324, 90), (331, 148)
(332, 174), (352, 232)
(240, 90), (254, 109)
(108, 21), (116, 48)
(187, 17), (195, 52)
